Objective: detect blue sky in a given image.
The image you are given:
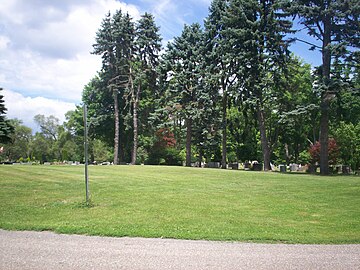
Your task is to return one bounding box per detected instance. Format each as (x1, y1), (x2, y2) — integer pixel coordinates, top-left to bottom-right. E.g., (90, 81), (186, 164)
(0, 0), (321, 131)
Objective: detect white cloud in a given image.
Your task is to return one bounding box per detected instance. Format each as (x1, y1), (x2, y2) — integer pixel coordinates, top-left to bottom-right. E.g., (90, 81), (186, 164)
(0, 49), (101, 102)
(0, 36), (10, 51)
(3, 89), (75, 132)
(0, 0), (213, 130)
(0, 0), (142, 103)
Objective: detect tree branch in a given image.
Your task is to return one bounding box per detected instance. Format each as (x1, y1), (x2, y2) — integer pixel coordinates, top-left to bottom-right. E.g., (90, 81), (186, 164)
(295, 38), (322, 50)
(304, 24), (323, 41)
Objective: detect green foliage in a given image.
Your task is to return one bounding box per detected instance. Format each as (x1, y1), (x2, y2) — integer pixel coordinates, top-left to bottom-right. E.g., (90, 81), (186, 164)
(136, 146), (148, 164)
(0, 88), (14, 144)
(0, 119), (32, 162)
(82, 75), (115, 146)
(226, 106), (260, 162)
(207, 0), (294, 169)
(162, 147), (183, 166)
(289, 0), (359, 59)
(61, 140), (80, 161)
(33, 114), (59, 141)
(147, 128), (183, 165)
(275, 56), (317, 164)
(158, 23), (215, 166)
(335, 83), (360, 125)
(288, 0), (360, 174)
(332, 122), (360, 170)
(31, 132), (51, 163)
(92, 9), (136, 164)
(92, 139), (113, 163)
(128, 12), (162, 164)
(66, 2), (359, 170)
(91, 10), (163, 164)
(161, 20), (204, 117)
(298, 150), (311, 165)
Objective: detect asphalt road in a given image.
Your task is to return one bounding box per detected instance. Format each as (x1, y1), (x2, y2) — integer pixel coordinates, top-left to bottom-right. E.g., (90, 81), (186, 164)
(1, 229), (359, 270)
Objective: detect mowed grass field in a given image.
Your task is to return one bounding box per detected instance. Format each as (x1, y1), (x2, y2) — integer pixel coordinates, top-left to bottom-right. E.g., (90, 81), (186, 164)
(0, 165), (359, 244)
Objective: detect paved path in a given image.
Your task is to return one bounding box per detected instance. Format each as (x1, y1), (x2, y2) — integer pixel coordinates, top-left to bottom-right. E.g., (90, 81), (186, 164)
(1, 230), (359, 270)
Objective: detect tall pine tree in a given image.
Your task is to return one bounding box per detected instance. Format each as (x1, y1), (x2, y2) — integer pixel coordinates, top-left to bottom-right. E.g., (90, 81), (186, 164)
(223, 0), (293, 170)
(204, 0), (240, 169)
(159, 23), (206, 167)
(0, 88), (14, 144)
(129, 13), (162, 164)
(288, 0), (360, 175)
(93, 10), (136, 164)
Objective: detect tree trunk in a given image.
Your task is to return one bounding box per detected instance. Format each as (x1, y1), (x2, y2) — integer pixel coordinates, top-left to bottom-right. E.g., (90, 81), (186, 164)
(113, 90), (120, 165)
(221, 91), (227, 169)
(131, 97), (138, 165)
(319, 98), (330, 175)
(257, 104), (271, 171)
(285, 143), (290, 164)
(198, 149), (203, 167)
(320, 14), (332, 175)
(185, 118), (192, 167)
(131, 82), (140, 165)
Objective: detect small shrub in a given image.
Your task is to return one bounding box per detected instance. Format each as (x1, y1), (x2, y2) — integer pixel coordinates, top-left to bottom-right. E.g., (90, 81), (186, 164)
(164, 147), (183, 166)
(298, 150), (311, 165)
(309, 138), (339, 165)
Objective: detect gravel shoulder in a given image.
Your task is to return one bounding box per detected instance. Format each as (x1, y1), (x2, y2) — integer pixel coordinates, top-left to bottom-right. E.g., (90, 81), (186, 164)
(1, 229), (359, 270)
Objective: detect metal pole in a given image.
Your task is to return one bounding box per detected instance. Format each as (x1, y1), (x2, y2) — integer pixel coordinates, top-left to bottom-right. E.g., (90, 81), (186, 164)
(83, 104), (89, 204)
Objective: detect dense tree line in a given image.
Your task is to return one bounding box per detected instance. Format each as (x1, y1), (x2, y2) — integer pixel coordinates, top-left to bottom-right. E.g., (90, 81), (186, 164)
(0, 88), (13, 144)
(1, 0), (359, 174)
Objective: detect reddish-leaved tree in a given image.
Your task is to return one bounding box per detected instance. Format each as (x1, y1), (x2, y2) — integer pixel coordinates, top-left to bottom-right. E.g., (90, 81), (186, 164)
(309, 138), (339, 165)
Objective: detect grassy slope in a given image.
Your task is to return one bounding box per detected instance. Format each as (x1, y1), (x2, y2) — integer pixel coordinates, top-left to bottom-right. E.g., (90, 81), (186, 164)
(0, 165), (359, 244)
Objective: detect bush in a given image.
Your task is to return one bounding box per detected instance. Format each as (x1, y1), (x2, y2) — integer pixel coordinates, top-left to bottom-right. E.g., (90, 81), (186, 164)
(309, 138), (339, 165)
(332, 122), (360, 170)
(147, 128), (183, 166)
(298, 150), (311, 165)
(163, 147), (183, 166)
(136, 146), (148, 165)
(147, 147), (183, 166)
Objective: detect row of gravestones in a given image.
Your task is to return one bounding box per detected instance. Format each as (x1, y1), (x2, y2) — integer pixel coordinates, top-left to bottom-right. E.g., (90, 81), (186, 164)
(202, 162), (263, 171)
(279, 164), (302, 172)
(280, 164), (351, 174)
(199, 162), (351, 174)
(306, 164), (351, 174)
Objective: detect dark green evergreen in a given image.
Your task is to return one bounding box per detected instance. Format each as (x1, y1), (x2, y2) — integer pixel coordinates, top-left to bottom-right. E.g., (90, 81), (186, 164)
(92, 10), (136, 164)
(0, 88), (14, 144)
(129, 12), (162, 164)
(219, 0), (293, 170)
(159, 23), (211, 167)
(76, 3), (359, 171)
(204, 0), (239, 169)
(288, 0), (360, 175)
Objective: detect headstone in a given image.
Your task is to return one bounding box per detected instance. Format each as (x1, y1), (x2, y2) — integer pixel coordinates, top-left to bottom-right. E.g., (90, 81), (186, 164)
(279, 164), (286, 172)
(244, 162), (251, 170)
(307, 165), (317, 173)
(101, 162), (110, 165)
(230, 163), (239, 170)
(207, 162), (220, 168)
(342, 165), (350, 175)
(289, 164), (299, 172)
(253, 163), (263, 171)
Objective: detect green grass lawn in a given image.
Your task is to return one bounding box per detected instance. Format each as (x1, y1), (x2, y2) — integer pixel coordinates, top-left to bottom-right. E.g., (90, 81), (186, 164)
(0, 165), (359, 244)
